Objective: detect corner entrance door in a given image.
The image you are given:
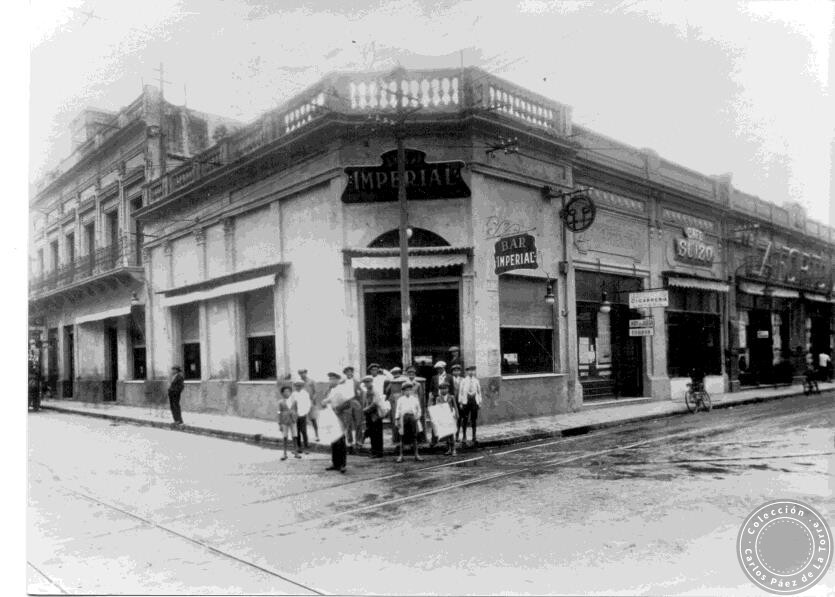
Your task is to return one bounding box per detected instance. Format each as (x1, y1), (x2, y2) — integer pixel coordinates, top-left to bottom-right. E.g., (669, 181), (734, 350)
(104, 325), (118, 401)
(363, 285), (460, 381)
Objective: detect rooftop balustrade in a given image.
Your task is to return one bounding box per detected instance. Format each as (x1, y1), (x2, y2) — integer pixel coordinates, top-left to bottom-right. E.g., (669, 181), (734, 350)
(144, 67), (572, 203)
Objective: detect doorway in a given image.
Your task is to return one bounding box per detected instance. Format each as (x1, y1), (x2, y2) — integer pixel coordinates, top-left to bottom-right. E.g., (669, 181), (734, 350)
(104, 324), (118, 401)
(363, 284), (460, 381)
(62, 325), (74, 397)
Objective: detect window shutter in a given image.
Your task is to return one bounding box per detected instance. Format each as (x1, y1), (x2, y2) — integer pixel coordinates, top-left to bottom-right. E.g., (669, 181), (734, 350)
(245, 287), (275, 337)
(499, 276), (553, 328)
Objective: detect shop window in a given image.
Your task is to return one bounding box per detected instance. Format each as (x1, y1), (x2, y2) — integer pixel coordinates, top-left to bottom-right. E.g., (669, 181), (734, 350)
(179, 304), (201, 379)
(248, 337), (276, 379)
(130, 307), (146, 380)
(499, 276), (555, 374)
(182, 343), (201, 379)
(666, 288), (721, 378)
(500, 328), (554, 374)
(245, 287), (276, 379)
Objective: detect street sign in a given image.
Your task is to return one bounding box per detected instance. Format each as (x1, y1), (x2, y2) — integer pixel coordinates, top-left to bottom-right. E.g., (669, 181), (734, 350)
(629, 318), (654, 328)
(629, 328), (654, 337)
(628, 290), (669, 309)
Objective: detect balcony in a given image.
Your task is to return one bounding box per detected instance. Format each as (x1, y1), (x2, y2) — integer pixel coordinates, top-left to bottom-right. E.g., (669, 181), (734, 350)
(144, 67), (573, 204)
(29, 240), (143, 303)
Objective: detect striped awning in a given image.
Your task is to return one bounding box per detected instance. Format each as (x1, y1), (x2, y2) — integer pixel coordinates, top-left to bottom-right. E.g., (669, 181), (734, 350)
(75, 305), (131, 325)
(667, 275), (729, 293)
(738, 281), (800, 299)
(352, 254), (468, 271)
(161, 274), (275, 307)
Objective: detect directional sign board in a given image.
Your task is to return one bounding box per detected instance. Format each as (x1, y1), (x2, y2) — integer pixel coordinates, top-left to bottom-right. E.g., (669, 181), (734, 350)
(629, 328), (654, 337)
(629, 318), (654, 328)
(628, 290), (669, 309)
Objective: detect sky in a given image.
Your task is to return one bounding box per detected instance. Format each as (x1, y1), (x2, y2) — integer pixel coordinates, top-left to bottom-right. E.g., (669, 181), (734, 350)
(28, 0), (835, 224)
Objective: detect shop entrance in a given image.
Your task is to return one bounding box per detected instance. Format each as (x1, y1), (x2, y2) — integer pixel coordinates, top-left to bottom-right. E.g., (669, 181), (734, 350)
(575, 271), (644, 400)
(363, 284), (460, 381)
(104, 322), (118, 401)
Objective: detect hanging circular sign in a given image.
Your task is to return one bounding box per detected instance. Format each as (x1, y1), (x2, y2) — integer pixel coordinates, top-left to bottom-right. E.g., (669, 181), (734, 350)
(561, 194), (597, 232)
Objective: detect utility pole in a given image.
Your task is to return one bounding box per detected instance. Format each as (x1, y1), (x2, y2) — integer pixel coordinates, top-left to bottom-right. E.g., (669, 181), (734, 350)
(396, 127), (411, 369)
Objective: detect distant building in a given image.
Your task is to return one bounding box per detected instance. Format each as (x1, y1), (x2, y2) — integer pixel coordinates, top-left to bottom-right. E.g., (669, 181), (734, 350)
(28, 86), (239, 402)
(30, 68), (835, 421)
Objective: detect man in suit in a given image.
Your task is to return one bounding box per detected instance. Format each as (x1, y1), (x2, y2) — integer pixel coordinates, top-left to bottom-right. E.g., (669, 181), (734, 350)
(168, 365), (185, 426)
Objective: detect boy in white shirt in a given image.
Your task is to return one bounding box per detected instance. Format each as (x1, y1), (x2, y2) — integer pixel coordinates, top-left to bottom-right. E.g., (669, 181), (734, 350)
(395, 380), (424, 463)
(291, 379), (311, 453)
(457, 365), (483, 448)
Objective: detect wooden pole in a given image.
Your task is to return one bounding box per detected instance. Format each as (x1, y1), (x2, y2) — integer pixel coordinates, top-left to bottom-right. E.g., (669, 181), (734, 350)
(397, 130), (412, 369)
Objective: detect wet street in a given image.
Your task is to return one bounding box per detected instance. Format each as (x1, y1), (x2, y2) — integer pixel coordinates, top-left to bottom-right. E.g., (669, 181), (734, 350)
(28, 393), (835, 595)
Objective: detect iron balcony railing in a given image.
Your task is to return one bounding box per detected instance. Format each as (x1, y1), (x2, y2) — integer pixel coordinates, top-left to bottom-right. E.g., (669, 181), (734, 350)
(29, 240), (140, 297)
(145, 67), (573, 203)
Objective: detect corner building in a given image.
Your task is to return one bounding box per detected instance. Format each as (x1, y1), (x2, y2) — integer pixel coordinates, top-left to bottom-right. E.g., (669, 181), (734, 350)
(35, 67), (834, 423)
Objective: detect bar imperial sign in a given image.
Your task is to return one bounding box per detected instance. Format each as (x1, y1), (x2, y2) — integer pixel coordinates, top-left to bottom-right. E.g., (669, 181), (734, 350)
(342, 149), (470, 203)
(494, 233), (538, 275)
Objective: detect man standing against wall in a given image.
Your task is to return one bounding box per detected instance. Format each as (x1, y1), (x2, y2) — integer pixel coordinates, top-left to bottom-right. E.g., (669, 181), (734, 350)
(168, 365), (185, 426)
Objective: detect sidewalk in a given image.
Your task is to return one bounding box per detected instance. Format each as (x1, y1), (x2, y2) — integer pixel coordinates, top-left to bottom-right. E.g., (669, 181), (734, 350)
(38, 382), (833, 455)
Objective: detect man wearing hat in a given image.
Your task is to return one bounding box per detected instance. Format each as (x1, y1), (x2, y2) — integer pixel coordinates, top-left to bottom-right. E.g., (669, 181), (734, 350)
(405, 365), (427, 443)
(298, 368), (319, 442)
(394, 379), (424, 462)
(361, 375), (387, 458)
(458, 365), (483, 447)
(384, 366), (403, 401)
(341, 366), (364, 452)
(291, 379), (311, 452)
(167, 366), (185, 426)
(448, 346), (464, 371)
(322, 371), (350, 473)
(368, 363), (392, 405)
(428, 361), (453, 445)
(385, 374), (407, 443)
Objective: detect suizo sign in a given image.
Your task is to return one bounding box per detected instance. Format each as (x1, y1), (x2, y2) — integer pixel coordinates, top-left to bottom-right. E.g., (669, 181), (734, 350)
(674, 227), (715, 266)
(494, 233), (538, 275)
(342, 149), (470, 203)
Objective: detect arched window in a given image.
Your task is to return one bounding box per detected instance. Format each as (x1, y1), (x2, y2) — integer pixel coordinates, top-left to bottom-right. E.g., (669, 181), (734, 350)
(368, 227), (450, 248)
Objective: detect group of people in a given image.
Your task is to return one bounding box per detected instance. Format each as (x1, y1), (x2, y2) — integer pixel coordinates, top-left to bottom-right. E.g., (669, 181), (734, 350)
(270, 352), (483, 473)
(164, 346), (483, 473)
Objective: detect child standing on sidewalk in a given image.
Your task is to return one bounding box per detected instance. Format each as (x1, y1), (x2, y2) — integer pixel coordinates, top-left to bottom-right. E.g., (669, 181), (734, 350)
(277, 385), (301, 460)
(457, 365), (483, 448)
(435, 381), (458, 456)
(291, 379), (311, 453)
(395, 380), (424, 463)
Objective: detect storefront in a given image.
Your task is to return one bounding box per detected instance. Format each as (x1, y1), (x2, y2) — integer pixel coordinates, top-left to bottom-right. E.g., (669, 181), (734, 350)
(574, 271), (644, 400)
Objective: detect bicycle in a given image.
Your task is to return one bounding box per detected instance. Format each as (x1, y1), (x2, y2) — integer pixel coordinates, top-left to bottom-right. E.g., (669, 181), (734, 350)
(684, 380), (712, 413)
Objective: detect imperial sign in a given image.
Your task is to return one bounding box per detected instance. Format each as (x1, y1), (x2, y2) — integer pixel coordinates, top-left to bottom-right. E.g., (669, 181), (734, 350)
(342, 149), (470, 203)
(494, 233), (538, 275)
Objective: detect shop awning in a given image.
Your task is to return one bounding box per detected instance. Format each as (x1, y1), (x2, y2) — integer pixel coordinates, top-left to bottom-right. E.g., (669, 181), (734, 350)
(345, 246), (472, 271)
(352, 254), (469, 270)
(667, 276), (729, 293)
(803, 292), (831, 303)
(75, 305), (131, 325)
(161, 274), (276, 307)
(738, 281), (800, 299)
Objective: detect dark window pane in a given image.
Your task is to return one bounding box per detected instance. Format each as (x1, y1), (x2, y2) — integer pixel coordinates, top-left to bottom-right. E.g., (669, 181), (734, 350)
(183, 343), (201, 379)
(248, 336), (276, 380)
(132, 347), (147, 380)
(666, 312), (721, 377)
(500, 328), (554, 375)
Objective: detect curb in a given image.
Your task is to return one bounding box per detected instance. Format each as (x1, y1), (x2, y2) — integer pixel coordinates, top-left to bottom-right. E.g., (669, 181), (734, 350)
(38, 386), (821, 456)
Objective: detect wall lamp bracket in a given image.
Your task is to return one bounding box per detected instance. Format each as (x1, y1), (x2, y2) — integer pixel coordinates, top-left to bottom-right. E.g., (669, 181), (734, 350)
(541, 186), (587, 201)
